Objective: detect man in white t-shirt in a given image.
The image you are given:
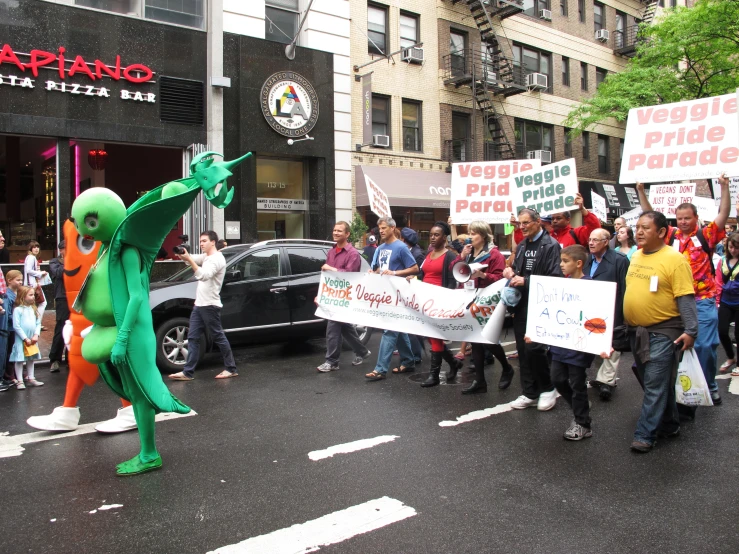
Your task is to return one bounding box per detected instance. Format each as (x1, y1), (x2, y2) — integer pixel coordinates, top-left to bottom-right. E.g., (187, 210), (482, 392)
(169, 231), (237, 381)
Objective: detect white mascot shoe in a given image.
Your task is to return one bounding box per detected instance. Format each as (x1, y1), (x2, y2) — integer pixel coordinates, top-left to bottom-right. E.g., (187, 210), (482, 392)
(27, 406), (81, 431)
(95, 405), (138, 434)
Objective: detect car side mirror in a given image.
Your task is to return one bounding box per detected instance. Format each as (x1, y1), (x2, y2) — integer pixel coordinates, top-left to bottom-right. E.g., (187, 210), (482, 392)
(224, 269), (242, 283)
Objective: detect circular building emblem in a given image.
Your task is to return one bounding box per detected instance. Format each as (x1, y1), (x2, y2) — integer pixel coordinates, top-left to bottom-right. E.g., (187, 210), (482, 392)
(260, 71), (319, 137)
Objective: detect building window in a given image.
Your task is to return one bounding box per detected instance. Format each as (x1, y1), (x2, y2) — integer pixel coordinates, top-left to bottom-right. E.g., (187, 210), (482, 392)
(580, 61), (588, 91)
(596, 67), (607, 88)
(582, 131), (590, 160)
(564, 128), (572, 157)
(598, 135), (609, 173)
(449, 30), (467, 77)
(593, 2), (605, 32)
(265, 0), (299, 45)
(578, 0), (585, 23)
(75, 0), (205, 29)
(615, 11), (626, 48)
(512, 43), (552, 93)
(451, 112), (470, 162)
(515, 119), (553, 160)
(372, 95), (390, 145)
(402, 100), (422, 152)
(523, 1), (550, 17)
(562, 57), (570, 86)
(560, 0), (568, 16)
(368, 4), (387, 55)
(400, 12), (419, 50)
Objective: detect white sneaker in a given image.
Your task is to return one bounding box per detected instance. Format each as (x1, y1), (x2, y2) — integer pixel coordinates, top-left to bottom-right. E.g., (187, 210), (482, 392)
(95, 406), (138, 434)
(510, 395), (538, 409)
(27, 406), (81, 431)
(537, 389), (558, 411)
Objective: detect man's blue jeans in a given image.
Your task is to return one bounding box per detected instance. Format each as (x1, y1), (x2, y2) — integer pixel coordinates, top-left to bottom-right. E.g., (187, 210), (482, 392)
(695, 298), (719, 393)
(633, 332), (680, 445)
(408, 334), (425, 364)
(374, 330), (414, 375)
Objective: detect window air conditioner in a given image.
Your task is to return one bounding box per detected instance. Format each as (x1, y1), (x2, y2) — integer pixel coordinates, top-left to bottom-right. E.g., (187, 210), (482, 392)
(401, 47), (424, 64)
(595, 29), (610, 42)
(527, 150), (552, 163)
(539, 9), (552, 21)
(525, 72), (548, 90)
(372, 134), (390, 147)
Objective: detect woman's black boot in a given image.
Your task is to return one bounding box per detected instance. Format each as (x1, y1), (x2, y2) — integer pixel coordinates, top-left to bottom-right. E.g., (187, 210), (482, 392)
(421, 352), (442, 387)
(442, 348), (463, 382)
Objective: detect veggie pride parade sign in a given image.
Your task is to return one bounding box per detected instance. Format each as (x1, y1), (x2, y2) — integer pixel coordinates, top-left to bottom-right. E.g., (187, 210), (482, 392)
(513, 158), (579, 217)
(620, 93), (739, 183)
(315, 272), (507, 343)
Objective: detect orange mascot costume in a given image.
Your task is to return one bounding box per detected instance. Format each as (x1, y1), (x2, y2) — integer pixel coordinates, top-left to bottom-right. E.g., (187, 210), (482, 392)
(26, 220), (136, 433)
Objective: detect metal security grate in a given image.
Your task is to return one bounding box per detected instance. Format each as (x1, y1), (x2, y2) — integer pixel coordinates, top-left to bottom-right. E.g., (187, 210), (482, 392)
(159, 76), (204, 126)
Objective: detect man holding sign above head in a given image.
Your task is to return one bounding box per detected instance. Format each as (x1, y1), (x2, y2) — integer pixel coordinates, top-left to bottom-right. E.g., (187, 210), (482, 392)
(365, 217), (420, 381)
(636, 174), (731, 406)
(549, 193), (601, 248)
(502, 209), (563, 411)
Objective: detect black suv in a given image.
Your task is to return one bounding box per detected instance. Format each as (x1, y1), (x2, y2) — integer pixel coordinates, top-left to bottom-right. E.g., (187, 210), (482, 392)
(149, 239), (371, 372)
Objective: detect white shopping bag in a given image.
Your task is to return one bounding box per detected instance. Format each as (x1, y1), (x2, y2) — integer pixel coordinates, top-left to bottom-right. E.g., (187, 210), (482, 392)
(675, 348), (713, 407)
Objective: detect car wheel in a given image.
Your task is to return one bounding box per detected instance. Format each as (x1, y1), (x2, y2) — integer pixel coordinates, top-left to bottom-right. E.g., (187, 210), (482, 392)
(155, 317), (205, 374)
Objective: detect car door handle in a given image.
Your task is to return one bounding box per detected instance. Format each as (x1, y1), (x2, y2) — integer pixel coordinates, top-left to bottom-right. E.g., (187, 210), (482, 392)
(270, 287), (287, 293)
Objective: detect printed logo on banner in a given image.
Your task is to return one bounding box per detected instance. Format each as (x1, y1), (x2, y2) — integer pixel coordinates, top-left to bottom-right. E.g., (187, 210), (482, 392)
(450, 159), (540, 224)
(648, 183), (695, 218)
(364, 174), (392, 220)
(513, 158), (578, 217)
(620, 94), (739, 183)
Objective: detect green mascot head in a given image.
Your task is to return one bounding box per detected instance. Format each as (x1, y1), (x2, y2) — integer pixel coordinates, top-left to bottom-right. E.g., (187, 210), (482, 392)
(71, 188), (127, 243)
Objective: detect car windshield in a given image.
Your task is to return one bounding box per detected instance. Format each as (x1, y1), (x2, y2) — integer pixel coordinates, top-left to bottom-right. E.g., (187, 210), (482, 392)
(164, 248), (245, 282)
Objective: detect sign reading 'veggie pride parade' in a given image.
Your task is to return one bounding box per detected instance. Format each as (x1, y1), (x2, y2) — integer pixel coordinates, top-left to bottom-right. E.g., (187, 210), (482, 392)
(450, 159), (540, 224)
(513, 158), (579, 217)
(620, 94), (739, 183)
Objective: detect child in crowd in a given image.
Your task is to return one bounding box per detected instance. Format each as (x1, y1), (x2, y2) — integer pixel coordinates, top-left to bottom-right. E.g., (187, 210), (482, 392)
(1, 270), (23, 386)
(11, 285), (42, 389)
(546, 245), (595, 440)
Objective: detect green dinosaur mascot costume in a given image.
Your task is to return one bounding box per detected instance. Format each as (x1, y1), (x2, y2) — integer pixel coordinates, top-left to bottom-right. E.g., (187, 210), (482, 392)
(71, 151), (250, 476)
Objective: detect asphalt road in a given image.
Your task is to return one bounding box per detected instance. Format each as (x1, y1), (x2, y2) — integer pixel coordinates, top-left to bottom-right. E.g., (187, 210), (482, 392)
(1, 332), (738, 554)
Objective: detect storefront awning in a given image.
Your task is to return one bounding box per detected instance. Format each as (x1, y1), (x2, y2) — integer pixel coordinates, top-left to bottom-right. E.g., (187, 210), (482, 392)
(355, 165), (451, 209)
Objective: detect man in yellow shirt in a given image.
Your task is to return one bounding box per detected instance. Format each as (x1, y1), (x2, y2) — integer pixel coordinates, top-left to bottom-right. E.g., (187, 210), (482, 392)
(624, 211), (697, 453)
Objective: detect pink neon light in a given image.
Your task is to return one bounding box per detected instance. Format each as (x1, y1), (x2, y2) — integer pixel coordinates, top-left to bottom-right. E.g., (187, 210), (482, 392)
(75, 144), (80, 197)
(41, 146), (56, 160)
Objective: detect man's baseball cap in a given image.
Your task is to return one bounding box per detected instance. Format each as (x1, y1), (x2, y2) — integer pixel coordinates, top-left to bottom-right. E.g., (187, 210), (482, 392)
(367, 235), (377, 244)
(400, 227), (418, 246)
(541, 215), (553, 223)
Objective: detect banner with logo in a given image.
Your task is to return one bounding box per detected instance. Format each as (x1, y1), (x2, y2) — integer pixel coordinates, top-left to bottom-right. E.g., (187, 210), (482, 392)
(525, 276), (616, 356)
(315, 272), (508, 343)
(364, 174), (392, 220)
(513, 158), (579, 217)
(450, 159), (540, 224)
(648, 183), (695, 218)
(362, 73), (372, 146)
(620, 93), (739, 183)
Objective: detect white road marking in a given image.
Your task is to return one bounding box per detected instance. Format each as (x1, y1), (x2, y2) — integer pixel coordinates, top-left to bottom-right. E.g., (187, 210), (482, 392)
(98, 504), (123, 511)
(207, 496), (417, 554)
(308, 435), (399, 461)
(729, 376), (739, 395)
(0, 410), (197, 459)
(439, 403), (514, 427)
(715, 374), (733, 380)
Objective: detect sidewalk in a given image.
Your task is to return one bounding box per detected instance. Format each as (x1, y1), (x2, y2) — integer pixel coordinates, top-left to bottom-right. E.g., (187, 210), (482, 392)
(36, 309), (57, 365)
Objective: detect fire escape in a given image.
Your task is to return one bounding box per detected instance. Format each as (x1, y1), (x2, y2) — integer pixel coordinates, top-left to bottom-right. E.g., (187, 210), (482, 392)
(442, 1), (527, 168)
(613, 0), (659, 57)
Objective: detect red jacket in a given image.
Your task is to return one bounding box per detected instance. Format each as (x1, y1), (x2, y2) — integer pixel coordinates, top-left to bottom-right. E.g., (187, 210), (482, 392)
(549, 211), (600, 247)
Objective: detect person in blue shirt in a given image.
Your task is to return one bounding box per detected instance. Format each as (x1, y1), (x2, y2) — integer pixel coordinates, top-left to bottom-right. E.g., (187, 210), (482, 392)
(365, 217), (419, 381)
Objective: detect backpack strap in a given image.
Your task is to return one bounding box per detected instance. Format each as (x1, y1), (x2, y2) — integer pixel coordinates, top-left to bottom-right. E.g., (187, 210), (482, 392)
(695, 228), (716, 276)
(569, 229), (579, 246)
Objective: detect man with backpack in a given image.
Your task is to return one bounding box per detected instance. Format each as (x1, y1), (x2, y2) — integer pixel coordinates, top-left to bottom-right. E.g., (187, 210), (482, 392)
(636, 175), (732, 405)
(548, 193), (601, 247)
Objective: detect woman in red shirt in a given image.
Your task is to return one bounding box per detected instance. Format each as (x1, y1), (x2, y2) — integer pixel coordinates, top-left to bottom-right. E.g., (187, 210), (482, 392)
(416, 221), (463, 387)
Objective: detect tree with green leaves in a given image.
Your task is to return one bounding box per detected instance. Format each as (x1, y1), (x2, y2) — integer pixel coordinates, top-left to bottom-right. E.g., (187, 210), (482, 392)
(564, 0), (739, 136)
(349, 212), (369, 245)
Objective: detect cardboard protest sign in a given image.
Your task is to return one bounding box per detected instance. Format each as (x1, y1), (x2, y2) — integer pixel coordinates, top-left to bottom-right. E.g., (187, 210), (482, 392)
(621, 206), (642, 231)
(513, 158), (578, 217)
(450, 159), (540, 224)
(692, 196), (718, 222)
(364, 173), (392, 220)
(525, 276), (616, 356)
(620, 94), (739, 183)
(648, 183), (695, 218)
(711, 176), (739, 217)
(315, 272), (507, 343)
(590, 191), (608, 222)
